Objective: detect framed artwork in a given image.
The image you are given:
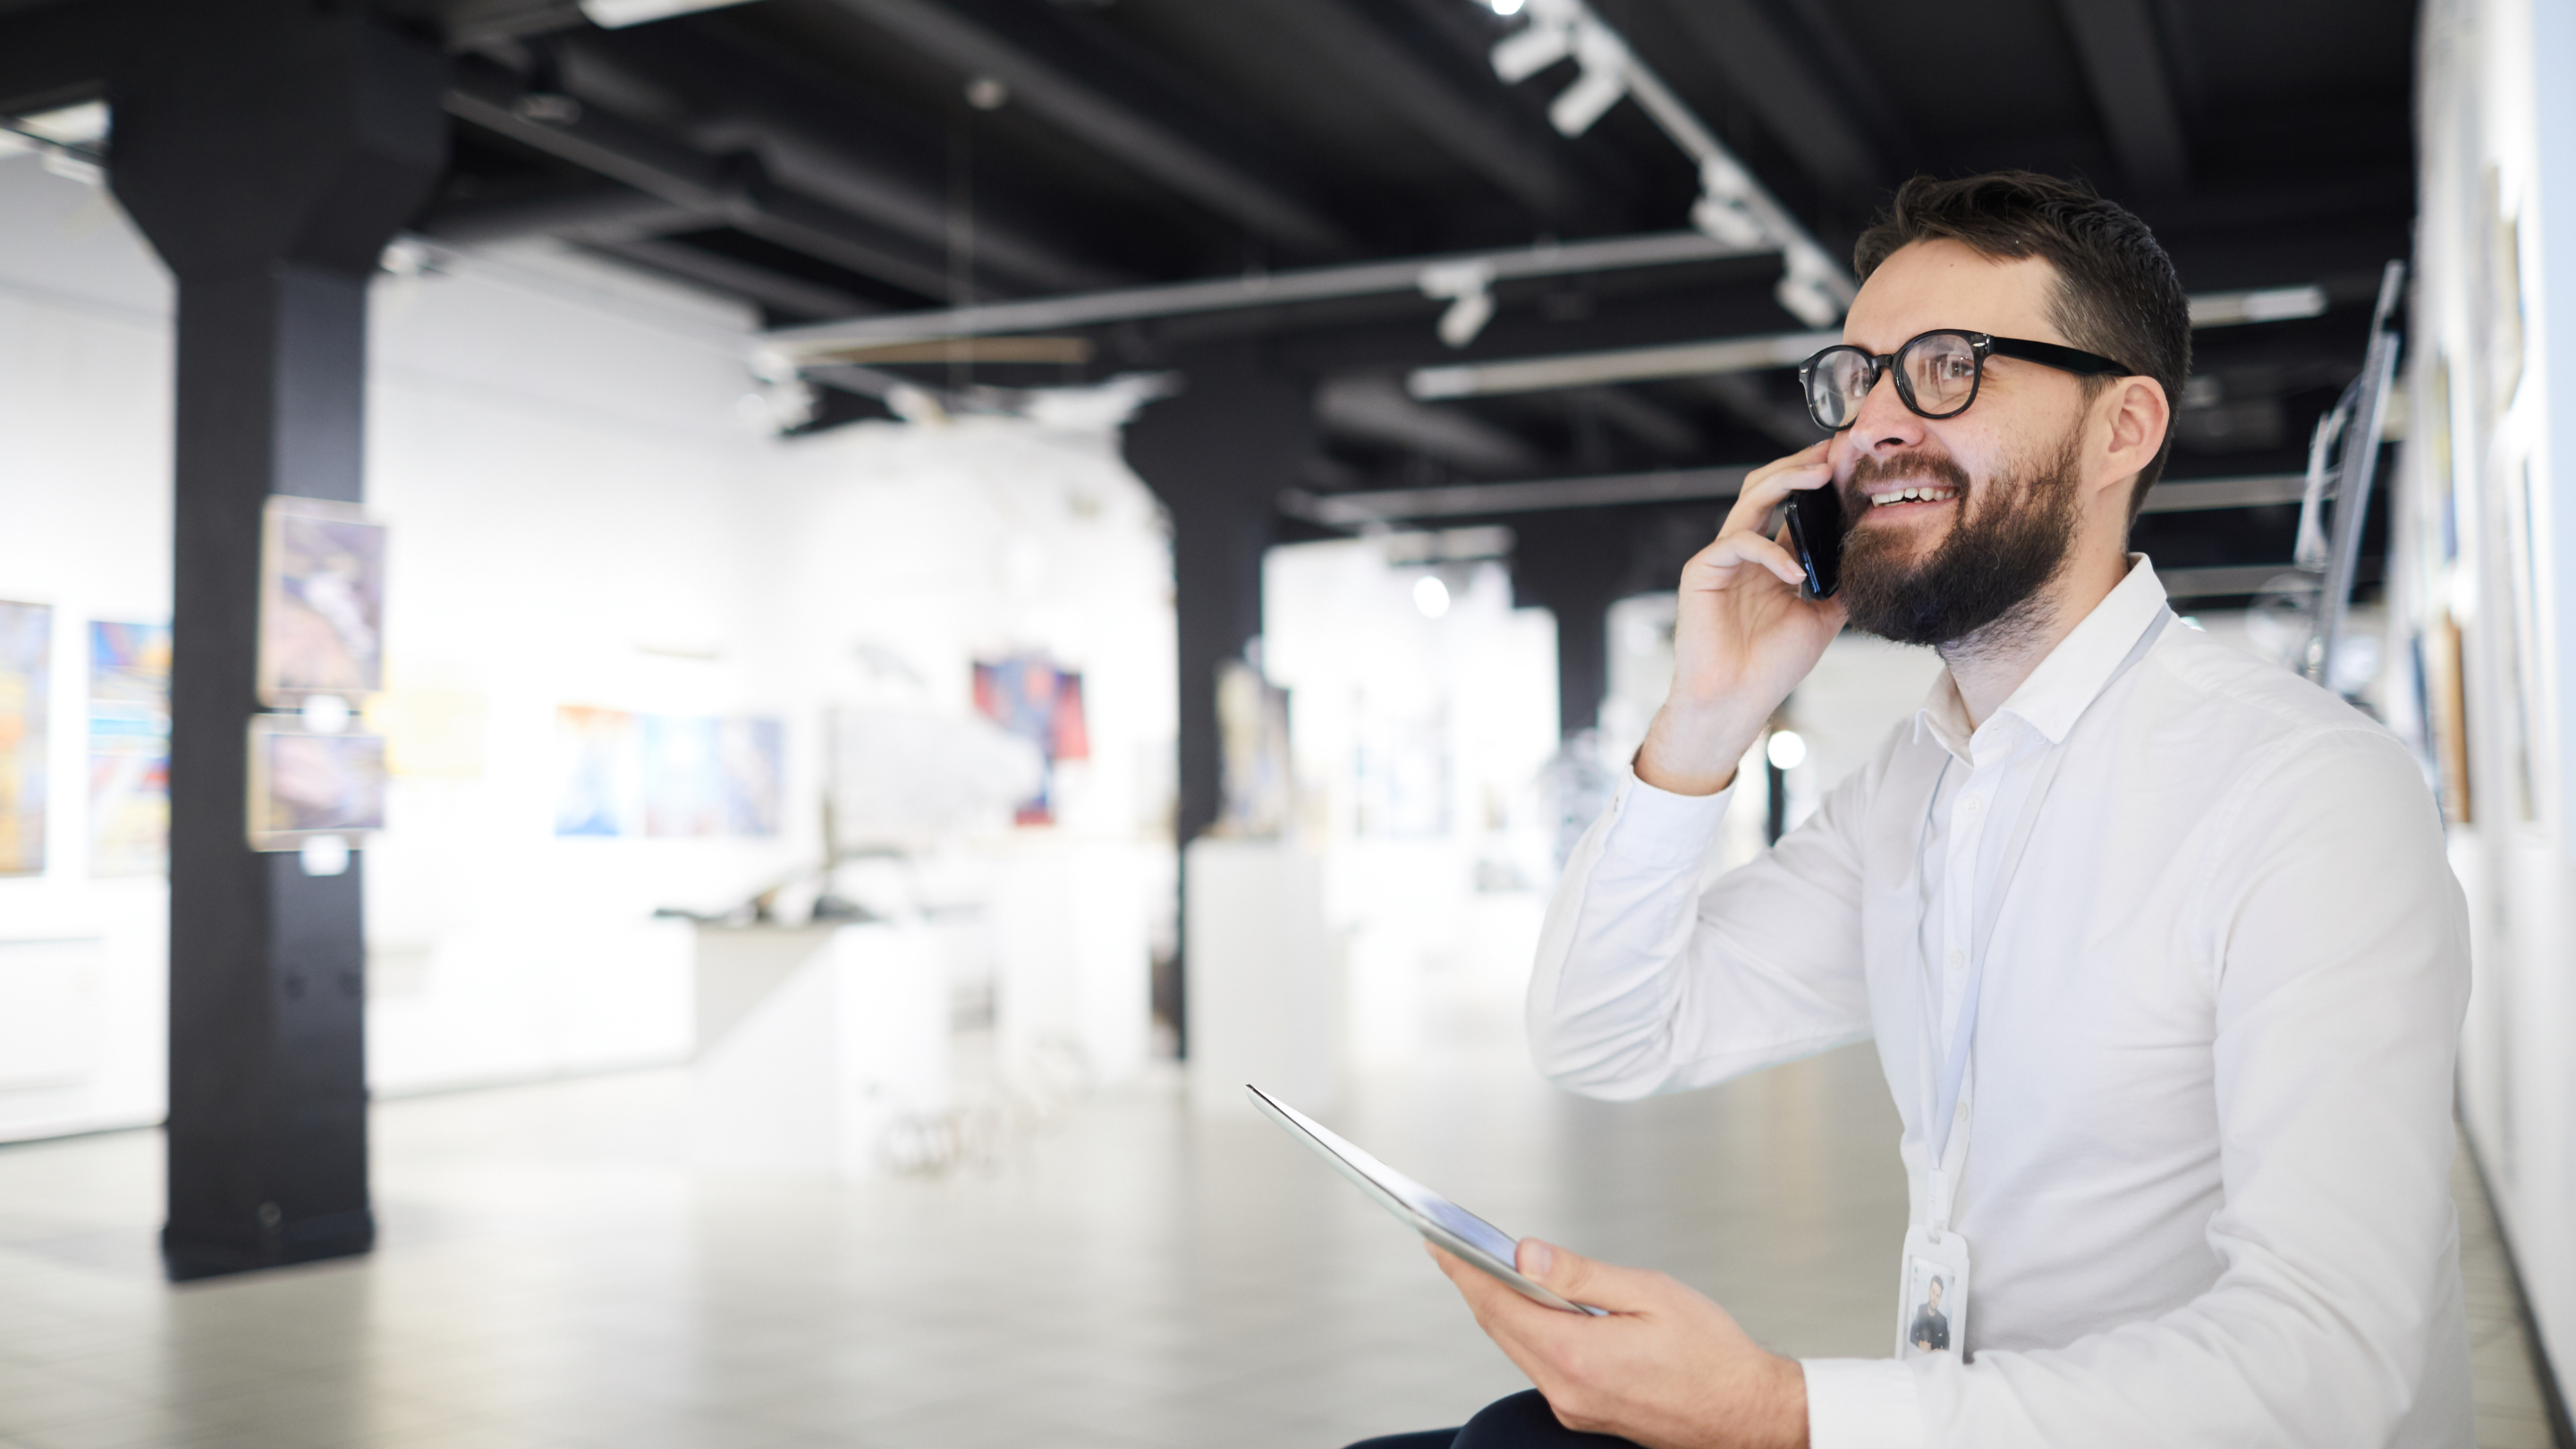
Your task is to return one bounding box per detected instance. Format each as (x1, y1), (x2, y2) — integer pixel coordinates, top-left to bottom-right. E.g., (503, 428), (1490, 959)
(89, 621), (171, 875)
(0, 600), (50, 876)
(972, 655), (1088, 826)
(246, 718), (386, 850)
(258, 497), (386, 707)
(717, 717), (784, 837)
(553, 706), (638, 837)
(640, 715), (723, 837)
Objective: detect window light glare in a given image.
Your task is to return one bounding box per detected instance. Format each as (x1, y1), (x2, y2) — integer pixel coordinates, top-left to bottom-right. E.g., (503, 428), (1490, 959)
(1766, 730), (1807, 771)
(1412, 574), (1452, 618)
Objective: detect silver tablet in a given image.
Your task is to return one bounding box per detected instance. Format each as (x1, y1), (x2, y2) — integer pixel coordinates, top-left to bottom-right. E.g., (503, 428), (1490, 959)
(1247, 1083), (1606, 1316)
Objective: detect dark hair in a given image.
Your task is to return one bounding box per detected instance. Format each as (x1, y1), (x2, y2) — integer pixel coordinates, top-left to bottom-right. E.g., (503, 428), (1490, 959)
(1853, 172), (2191, 521)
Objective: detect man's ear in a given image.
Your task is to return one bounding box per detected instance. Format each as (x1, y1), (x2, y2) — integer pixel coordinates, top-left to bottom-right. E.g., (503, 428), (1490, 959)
(2104, 377), (2171, 474)
(2090, 376), (2171, 513)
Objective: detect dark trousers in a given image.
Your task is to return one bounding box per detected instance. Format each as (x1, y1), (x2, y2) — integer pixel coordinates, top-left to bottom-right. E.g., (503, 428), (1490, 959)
(1345, 1390), (1641, 1448)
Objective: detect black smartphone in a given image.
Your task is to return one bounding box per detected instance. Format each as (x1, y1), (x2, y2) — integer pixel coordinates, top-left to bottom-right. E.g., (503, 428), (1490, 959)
(1784, 482), (1844, 599)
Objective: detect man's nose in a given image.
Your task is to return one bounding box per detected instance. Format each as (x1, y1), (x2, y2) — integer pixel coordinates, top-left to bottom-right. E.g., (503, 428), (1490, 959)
(1845, 364), (1926, 455)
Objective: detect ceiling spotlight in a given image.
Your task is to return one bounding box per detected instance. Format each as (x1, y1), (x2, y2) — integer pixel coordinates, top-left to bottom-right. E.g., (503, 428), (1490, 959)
(580, 0), (758, 27)
(1413, 575), (1453, 619)
(1485, 0), (1527, 13)
(1419, 259), (1496, 348)
(1490, 9), (1572, 83)
(1546, 21), (1631, 137)
(1690, 156), (1768, 250)
(964, 76), (1010, 111)
(1773, 243), (1843, 328)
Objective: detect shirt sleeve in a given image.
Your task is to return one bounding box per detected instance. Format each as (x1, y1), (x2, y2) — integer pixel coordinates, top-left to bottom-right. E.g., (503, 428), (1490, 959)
(1895, 730), (2472, 1447)
(1526, 762), (1876, 1102)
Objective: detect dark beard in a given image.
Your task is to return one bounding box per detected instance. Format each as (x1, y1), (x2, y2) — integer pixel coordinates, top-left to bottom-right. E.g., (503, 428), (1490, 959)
(1834, 428), (2085, 648)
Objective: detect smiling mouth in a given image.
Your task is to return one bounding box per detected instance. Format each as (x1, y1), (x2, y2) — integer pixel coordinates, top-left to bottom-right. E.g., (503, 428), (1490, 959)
(1863, 484), (1960, 508)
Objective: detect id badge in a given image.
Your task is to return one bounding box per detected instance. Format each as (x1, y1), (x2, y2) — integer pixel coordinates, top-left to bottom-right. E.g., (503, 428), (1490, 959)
(1894, 1223), (1971, 1361)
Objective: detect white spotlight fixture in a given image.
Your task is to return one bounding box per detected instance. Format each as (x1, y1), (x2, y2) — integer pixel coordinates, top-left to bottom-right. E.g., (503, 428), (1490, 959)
(1413, 574), (1453, 618)
(1546, 19), (1631, 137)
(580, 0), (758, 27)
(1765, 729), (1807, 771)
(1488, 0), (1529, 12)
(1418, 258), (1497, 348)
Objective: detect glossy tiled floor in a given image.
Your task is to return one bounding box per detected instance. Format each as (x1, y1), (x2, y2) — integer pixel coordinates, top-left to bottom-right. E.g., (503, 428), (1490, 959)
(0, 1027), (2557, 1448)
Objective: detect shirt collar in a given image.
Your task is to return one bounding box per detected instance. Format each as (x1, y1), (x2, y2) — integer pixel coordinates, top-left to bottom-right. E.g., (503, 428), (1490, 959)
(1911, 555), (2170, 758)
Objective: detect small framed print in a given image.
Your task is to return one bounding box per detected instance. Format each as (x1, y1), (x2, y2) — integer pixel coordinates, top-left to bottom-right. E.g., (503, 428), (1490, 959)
(247, 717), (386, 851)
(258, 496), (386, 708)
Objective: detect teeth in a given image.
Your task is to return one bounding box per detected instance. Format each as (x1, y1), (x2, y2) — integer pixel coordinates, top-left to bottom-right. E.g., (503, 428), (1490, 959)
(1867, 486), (1957, 506)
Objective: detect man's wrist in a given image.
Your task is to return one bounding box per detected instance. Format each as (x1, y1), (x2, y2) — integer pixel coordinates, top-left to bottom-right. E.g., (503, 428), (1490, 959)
(1758, 1354), (1809, 1449)
(1635, 702), (1766, 797)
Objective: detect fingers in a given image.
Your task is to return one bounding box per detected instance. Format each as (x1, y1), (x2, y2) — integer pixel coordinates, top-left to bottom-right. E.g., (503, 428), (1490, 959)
(1724, 442), (1835, 537)
(1682, 526), (1809, 592)
(1514, 1239), (1664, 1314)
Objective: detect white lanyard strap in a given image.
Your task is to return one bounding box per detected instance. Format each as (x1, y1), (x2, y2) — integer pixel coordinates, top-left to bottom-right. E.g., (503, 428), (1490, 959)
(1923, 606), (2173, 1230)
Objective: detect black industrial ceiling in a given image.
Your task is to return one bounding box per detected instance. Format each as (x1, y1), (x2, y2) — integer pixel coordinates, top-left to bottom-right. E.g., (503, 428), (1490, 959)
(3, 0), (2419, 602)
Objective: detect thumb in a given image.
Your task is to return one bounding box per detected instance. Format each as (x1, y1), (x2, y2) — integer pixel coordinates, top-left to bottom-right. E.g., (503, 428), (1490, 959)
(1515, 1239), (1661, 1312)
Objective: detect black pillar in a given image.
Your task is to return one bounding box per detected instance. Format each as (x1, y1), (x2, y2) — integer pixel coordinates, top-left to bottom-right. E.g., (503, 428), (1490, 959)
(1512, 513), (1632, 740)
(1122, 342), (1311, 1053)
(109, 1), (446, 1280)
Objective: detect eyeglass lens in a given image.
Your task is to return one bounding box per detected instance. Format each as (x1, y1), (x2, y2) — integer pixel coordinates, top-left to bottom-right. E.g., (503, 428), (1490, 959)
(1805, 332), (1983, 429)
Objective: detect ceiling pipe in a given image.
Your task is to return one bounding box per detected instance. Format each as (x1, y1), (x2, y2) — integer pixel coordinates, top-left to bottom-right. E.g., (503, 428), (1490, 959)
(760, 228), (1770, 356)
(1487, 0), (1857, 325)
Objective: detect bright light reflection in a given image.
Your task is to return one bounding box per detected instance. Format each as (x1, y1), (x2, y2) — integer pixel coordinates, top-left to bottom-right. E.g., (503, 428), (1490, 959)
(1487, 0), (1525, 13)
(1766, 730), (1807, 771)
(1412, 575), (1452, 618)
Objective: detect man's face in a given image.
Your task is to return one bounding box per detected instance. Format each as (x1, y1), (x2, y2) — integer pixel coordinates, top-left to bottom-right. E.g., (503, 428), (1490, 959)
(1826, 241), (2097, 647)
(1927, 1278), (1944, 1309)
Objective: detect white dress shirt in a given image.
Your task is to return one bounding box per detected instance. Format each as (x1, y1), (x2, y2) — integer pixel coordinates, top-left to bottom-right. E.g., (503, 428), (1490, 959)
(1529, 558), (2473, 1448)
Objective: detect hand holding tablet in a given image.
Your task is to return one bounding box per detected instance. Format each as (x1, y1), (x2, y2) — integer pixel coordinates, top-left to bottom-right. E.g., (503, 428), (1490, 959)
(1246, 1083), (1607, 1317)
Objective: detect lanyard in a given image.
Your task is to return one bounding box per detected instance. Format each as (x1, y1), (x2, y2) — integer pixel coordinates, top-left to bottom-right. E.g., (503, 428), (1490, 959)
(1917, 605), (2173, 1231)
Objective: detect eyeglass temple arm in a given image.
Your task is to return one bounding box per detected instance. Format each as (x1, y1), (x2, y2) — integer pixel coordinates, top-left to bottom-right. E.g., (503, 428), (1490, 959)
(1983, 335), (2132, 377)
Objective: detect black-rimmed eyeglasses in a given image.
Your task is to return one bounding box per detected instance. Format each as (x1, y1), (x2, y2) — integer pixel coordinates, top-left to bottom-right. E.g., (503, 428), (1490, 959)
(1797, 329), (2134, 433)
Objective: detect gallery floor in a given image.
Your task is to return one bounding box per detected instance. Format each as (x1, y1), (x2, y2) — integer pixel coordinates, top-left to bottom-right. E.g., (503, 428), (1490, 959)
(0, 1021), (2557, 1449)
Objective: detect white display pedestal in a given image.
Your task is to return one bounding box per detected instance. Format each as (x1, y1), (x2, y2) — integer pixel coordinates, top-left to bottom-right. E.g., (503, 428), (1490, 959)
(1183, 838), (1337, 1116)
(691, 920), (949, 1176)
(990, 838), (1151, 1090)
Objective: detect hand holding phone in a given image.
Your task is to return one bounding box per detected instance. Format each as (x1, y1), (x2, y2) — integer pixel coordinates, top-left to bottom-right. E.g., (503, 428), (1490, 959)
(1632, 443), (1849, 798)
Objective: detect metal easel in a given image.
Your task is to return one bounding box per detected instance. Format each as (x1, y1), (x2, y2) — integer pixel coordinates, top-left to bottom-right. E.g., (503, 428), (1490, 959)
(2293, 259), (2408, 693)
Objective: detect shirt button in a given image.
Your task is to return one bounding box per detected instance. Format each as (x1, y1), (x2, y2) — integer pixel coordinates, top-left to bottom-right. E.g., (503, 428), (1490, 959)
(1962, 795), (1984, 816)
(1945, 948), (1966, 973)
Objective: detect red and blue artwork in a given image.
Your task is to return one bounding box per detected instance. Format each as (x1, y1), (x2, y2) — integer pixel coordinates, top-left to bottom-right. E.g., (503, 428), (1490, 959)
(971, 656), (1089, 826)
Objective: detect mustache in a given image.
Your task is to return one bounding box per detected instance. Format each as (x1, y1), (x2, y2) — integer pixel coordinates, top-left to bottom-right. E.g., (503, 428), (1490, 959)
(1847, 448), (1973, 504)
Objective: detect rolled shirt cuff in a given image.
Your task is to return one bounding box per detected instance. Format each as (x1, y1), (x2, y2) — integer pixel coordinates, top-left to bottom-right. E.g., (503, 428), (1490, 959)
(1801, 1358), (1926, 1449)
(1601, 769), (1735, 869)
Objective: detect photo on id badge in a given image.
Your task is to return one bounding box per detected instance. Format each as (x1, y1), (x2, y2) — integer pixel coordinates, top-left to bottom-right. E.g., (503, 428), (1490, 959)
(1905, 1257), (1957, 1356)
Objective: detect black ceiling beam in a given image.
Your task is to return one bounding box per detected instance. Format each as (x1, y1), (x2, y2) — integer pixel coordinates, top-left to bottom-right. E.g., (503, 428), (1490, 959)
(1234, 0), (1603, 225)
(439, 0), (586, 47)
(445, 55), (965, 301)
(817, 0), (1356, 258)
(582, 236), (873, 318)
(1661, 0), (1886, 209)
(562, 25), (1131, 294)
(2056, 0), (2192, 194)
(0, 0), (136, 115)
(416, 175), (706, 245)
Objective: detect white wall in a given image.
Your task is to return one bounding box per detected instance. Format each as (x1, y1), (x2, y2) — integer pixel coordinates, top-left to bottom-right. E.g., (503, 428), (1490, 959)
(2409, 0), (2576, 1390)
(0, 147), (1179, 1135)
(1263, 537), (1560, 1068)
(0, 153), (175, 1140)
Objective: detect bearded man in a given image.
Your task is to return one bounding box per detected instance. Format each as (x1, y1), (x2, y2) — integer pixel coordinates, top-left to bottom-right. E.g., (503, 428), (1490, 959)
(1356, 173), (2472, 1448)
